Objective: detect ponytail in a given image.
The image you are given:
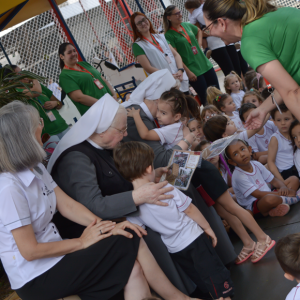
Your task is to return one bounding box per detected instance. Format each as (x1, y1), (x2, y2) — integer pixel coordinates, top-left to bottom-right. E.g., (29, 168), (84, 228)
(58, 42), (74, 70)
(206, 86), (223, 104)
(203, 0), (276, 27)
(185, 95), (201, 120)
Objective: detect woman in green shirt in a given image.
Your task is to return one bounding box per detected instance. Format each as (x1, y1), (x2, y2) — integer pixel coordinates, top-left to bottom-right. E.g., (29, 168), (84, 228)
(58, 43), (117, 115)
(202, 0), (300, 127)
(164, 5), (220, 105)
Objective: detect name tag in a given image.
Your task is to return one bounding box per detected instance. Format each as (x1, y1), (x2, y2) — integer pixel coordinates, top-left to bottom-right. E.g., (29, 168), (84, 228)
(94, 79), (104, 90)
(191, 46), (198, 55)
(165, 54), (172, 64)
(46, 111), (56, 122)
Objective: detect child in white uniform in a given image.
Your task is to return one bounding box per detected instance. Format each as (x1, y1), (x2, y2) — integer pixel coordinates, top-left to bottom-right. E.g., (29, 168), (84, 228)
(290, 120), (300, 178)
(212, 93), (243, 130)
(224, 72), (245, 109)
(127, 88), (197, 150)
(225, 139), (300, 217)
(113, 141), (234, 299)
(239, 102), (278, 164)
(275, 233), (300, 300)
(268, 104), (299, 181)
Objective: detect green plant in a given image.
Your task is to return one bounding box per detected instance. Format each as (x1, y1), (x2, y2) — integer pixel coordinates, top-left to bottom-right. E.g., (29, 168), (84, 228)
(0, 64), (47, 108)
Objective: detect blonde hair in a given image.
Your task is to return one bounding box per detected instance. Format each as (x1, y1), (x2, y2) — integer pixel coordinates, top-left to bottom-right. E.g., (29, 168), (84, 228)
(206, 86), (223, 104)
(202, 0), (277, 27)
(224, 71), (243, 94)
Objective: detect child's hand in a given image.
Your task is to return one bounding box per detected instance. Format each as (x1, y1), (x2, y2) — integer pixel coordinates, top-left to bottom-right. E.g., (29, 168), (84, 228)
(204, 227), (217, 247)
(127, 107), (140, 118)
(278, 186), (293, 196)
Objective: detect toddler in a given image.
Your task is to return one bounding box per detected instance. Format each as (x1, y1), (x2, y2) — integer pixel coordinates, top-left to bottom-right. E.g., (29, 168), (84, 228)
(241, 89), (264, 107)
(187, 118), (205, 150)
(239, 103), (277, 164)
(275, 233), (300, 300)
(127, 88), (197, 150)
(225, 139), (300, 217)
(224, 71), (245, 109)
(212, 93), (243, 130)
(113, 141), (234, 299)
(200, 104), (222, 122)
(268, 104), (299, 181)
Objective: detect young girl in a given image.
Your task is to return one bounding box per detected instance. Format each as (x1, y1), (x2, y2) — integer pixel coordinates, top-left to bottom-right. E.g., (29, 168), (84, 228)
(250, 73), (267, 93)
(195, 140), (267, 265)
(206, 86), (223, 105)
(244, 68), (256, 91)
(225, 139), (300, 218)
(241, 89), (264, 107)
(200, 105), (222, 123)
(213, 93), (243, 130)
(187, 118), (205, 150)
(127, 88), (197, 150)
(224, 71), (245, 109)
(290, 120), (300, 179)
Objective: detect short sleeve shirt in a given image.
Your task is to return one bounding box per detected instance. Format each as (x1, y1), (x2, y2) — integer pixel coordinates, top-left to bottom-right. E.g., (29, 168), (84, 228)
(253, 120), (277, 152)
(0, 164), (64, 289)
(232, 161), (274, 210)
(59, 61), (112, 115)
(153, 122), (183, 150)
(165, 22), (213, 77)
(17, 86), (68, 136)
(127, 184), (203, 253)
(241, 7), (300, 85)
(286, 283), (300, 300)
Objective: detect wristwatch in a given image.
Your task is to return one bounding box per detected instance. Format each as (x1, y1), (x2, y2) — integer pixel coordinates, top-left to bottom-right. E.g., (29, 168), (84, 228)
(178, 68), (184, 73)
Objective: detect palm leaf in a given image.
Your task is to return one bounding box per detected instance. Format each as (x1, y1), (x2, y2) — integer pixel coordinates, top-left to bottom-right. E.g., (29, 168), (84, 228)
(0, 64), (47, 108)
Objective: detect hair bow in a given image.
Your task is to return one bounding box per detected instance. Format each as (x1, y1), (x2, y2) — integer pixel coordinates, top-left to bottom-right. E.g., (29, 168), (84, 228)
(215, 95), (222, 102)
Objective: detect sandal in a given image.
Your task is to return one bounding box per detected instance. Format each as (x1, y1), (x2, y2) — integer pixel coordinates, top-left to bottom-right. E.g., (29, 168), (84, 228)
(251, 236), (276, 263)
(235, 242), (256, 265)
(269, 203), (290, 217)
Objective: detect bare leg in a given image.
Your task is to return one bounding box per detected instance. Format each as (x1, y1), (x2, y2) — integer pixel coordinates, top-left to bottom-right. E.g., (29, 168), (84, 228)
(136, 238), (191, 300)
(214, 203), (254, 248)
(284, 176), (300, 191)
(216, 191), (268, 243)
(124, 260), (151, 300)
(256, 194), (284, 215)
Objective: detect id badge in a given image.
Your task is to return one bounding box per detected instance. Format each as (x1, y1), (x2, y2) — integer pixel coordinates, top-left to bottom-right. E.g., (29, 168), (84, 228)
(94, 79), (104, 90)
(165, 54), (172, 64)
(46, 111), (56, 122)
(191, 46), (198, 55)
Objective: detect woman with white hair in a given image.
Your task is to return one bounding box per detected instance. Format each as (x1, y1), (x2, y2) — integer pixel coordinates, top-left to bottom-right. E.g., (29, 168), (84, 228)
(0, 100), (198, 300)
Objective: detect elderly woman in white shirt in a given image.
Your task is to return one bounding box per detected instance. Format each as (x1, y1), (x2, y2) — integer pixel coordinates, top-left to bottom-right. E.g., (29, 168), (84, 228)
(0, 101), (196, 300)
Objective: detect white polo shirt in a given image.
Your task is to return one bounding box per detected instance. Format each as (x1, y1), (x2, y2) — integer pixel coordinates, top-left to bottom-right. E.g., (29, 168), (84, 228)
(127, 184), (203, 253)
(286, 283), (300, 300)
(253, 120), (277, 152)
(153, 122), (183, 150)
(232, 161), (274, 210)
(0, 163), (64, 289)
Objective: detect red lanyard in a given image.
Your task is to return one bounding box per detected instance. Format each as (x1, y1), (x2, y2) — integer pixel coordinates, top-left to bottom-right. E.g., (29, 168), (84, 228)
(170, 25), (192, 45)
(64, 64), (95, 79)
(143, 35), (163, 53)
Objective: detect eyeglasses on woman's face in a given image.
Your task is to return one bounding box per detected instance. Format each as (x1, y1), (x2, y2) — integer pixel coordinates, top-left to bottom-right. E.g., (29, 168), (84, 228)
(135, 17), (148, 27)
(171, 10), (182, 17)
(202, 18), (226, 35)
(110, 125), (128, 135)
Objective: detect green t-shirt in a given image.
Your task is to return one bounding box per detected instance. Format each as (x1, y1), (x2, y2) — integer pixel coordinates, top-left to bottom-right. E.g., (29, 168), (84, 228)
(18, 85), (68, 136)
(241, 7), (300, 85)
(165, 22), (212, 77)
(59, 61), (112, 115)
(132, 38), (170, 57)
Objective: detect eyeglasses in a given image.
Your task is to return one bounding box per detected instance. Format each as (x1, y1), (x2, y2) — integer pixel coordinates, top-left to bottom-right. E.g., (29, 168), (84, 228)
(202, 18), (226, 35)
(135, 17), (148, 27)
(39, 118), (44, 127)
(110, 125), (128, 135)
(205, 113), (216, 120)
(171, 11), (182, 16)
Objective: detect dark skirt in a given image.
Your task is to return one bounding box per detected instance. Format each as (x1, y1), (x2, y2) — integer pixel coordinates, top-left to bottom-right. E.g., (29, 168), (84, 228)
(16, 231), (140, 300)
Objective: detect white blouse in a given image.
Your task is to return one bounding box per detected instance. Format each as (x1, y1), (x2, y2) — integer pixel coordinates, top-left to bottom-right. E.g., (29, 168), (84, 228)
(0, 163), (64, 289)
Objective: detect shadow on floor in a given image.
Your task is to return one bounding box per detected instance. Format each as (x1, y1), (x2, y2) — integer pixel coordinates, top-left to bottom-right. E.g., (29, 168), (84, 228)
(229, 201), (300, 300)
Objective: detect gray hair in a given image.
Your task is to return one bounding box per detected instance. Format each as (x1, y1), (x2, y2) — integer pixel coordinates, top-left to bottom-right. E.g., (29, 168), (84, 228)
(0, 101), (46, 173)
